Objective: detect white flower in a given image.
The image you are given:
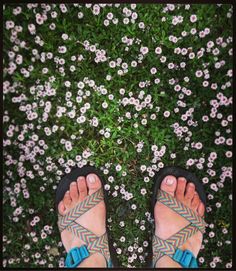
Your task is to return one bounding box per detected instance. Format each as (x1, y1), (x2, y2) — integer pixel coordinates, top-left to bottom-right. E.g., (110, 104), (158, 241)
(150, 67), (157, 74)
(65, 141), (72, 151)
(77, 82), (85, 89)
(109, 61), (116, 68)
(78, 12), (83, 19)
(140, 188), (147, 195)
(104, 132), (110, 138)
(138, 22), (145, 29)
(107, 12), (114, 20)
(120, 236), (125, 242)
(123, 18), (129, 24)
(128, 246), (134, 252)
(119, 221), (125, 227)
(164, 111), (170, 117)
(116, 164), (122, 171)
(140, 225), (145, 230)
(140, 46), (149, 55)
(102, 102), (108, 109)
(190, 14), (197, 23)
(116, 248), (122, 254)
(61, 33), (69, 40)
(131, 60), (137, 67)
(104, 184), (110, 190)
(195, 70), (203, 77)
(58, 46), (67, 53)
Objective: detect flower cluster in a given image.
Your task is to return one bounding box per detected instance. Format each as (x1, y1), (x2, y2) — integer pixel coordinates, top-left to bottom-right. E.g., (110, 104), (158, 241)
(3, 3), (232, 268)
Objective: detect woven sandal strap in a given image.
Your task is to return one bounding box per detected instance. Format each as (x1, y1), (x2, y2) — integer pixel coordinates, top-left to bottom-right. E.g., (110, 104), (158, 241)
(88, 232), (111, 262)
(66, 221), (111, 264)
(67, 222), (98, 244)
(157, 189), (206, 233)
(167, 224), (198, 247)
(58, 188), (104, 232)
(152, 224), (198, 265)
(153, 235), (175, 257)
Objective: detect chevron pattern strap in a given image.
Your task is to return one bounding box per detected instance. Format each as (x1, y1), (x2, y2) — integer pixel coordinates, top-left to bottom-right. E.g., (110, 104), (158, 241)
(152, 224), (199, 263)
(66, 222), (98, 244)
(58, 188), (104, 232)
(153, 235), (175, 256)
(152, 233), (170, 266)
(167, 224), (198, 248)
(66, 222), (111, 263)
(157, 189), (206, 233)
(88, 232), (110, 261)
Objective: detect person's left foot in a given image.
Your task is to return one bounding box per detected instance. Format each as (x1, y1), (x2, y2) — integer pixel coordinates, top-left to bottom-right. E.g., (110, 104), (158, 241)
(58, 174), (107, 267)
(154, 175), (205, 268)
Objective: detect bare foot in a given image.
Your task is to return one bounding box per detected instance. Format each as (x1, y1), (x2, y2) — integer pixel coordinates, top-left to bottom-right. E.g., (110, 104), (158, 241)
(58, 174), (108, 267)
(154, 175), (205, 268)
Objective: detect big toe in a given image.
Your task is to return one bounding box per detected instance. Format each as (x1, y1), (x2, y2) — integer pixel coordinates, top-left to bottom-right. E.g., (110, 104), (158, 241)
(160, 175), (177, 196)
(86, 173), (102, 195)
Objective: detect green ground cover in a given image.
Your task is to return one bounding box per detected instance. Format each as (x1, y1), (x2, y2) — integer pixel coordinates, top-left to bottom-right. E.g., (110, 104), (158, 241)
(3, 3), (232, 268)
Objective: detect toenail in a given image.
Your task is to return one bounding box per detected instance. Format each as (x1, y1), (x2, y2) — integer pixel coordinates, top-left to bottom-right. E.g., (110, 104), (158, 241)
(88, 174), (96, 183)
(180, 178), (186, 182)
(165, 178), (174, 185)
(189, 182), (195, 187)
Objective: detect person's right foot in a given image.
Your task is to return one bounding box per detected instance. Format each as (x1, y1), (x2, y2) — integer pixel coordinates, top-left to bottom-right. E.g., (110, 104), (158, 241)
(58, 174), (107, 267)
(154, 175), (205, 268)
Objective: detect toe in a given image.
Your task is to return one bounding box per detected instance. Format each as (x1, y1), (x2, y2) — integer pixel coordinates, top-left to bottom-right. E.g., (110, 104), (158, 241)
(197, 202), (205, 217)
(69, 182), (79, 202)
(176, 177), (187, 200)
(191, 193), (200, 211)
(184, 182), (195, 204)
(63, 191), (72, 209)
(77, 176), (88, 201)
(86, 173), (102, 195)
(160, 175), (177, 196)
(58, 201), (66, 215)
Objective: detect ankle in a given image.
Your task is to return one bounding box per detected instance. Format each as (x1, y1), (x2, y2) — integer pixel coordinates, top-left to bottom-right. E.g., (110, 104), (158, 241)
(156, 255), (182, 268)
(78, 253), (106, 268)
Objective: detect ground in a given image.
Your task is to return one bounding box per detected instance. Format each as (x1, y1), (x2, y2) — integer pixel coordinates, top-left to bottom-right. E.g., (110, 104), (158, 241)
(3, 3), (232, 268)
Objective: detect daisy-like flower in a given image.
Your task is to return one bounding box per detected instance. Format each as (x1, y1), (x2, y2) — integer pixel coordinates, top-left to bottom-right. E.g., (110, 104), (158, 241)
(190, 14), (198, 23)
(140, 46), (149, 55)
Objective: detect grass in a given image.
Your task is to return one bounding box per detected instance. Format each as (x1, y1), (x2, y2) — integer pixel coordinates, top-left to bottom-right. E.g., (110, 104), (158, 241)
(3, 3), (233, 268)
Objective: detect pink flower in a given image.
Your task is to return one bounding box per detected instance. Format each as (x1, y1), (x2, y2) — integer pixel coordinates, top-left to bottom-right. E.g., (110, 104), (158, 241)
(195, 142), (203, 149)
(186, 159), (194, 166)
(190, 14), (197, 23)
(140, 46), (149, 55)
(163, 111), (170, 118)
(195, 70), (203, 77)
(225, 151), (232, 158)
(155, 47), (162, 54)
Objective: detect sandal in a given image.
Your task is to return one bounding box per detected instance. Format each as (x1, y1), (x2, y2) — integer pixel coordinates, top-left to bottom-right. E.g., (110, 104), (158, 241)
(149, 166), (207, 268)
(55, 165), (118, 268)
